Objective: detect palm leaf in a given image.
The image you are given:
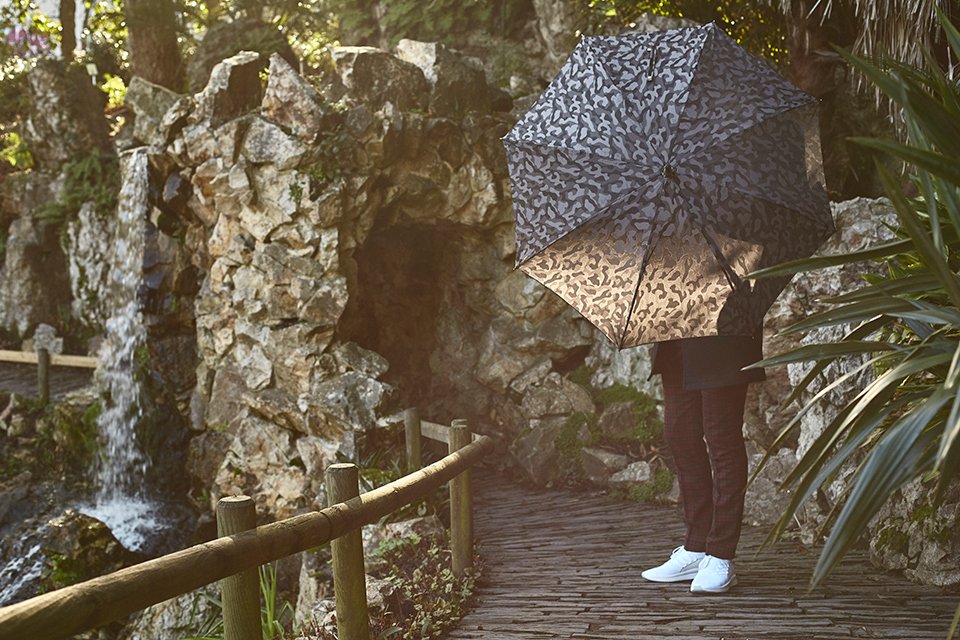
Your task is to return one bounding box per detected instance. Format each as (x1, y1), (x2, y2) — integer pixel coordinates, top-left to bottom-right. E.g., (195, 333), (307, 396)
(812, 388), (947, 586)
(747, 238), (913, 279)
(747, 341), (896, 368)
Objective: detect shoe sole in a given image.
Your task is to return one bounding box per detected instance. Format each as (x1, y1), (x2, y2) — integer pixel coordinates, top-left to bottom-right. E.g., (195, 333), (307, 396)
(690, 575), (738, 594)
(641, 567), (701, 582)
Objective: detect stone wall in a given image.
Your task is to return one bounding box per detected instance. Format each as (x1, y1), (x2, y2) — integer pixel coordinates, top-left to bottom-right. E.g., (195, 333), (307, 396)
(121, 35), (959, 590)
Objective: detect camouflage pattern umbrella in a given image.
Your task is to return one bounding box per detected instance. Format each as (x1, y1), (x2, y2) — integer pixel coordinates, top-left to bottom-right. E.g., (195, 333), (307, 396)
(503, 22), (834, 348)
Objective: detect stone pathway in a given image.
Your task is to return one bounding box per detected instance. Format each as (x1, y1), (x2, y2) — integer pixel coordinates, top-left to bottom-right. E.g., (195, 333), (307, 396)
(0, 363), (93, 400)
(447, 470), (958, 640)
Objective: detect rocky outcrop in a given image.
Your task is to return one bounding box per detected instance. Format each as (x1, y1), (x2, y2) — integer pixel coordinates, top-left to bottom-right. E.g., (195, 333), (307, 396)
(21, 59), (112, 169)
(870, 478), (960, 587)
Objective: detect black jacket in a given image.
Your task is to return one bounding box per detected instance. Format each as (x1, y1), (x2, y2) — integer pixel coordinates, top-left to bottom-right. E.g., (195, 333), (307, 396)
(650, 335), (766, 390)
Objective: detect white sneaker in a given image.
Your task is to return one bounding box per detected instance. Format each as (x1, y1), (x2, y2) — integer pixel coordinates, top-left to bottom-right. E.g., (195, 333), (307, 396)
(690, 554), (737, 593)
(641, 545), (705, 582)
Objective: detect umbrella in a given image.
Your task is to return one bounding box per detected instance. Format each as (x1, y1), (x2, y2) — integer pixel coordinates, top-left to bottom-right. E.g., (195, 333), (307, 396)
(503, 22), (835, 348)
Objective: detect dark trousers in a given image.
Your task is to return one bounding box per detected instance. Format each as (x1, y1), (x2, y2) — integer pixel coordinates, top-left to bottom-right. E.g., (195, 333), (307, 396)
(659, 342), (748, 560)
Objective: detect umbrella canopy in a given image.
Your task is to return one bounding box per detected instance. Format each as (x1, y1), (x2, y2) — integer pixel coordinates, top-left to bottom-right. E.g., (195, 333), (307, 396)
(503, 22), (835, 348)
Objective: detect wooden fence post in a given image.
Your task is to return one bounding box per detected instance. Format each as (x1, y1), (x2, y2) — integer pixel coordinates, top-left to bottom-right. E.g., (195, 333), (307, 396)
(404, 407), (422, 473)
(37, 348), (50, 406)
(216, 496), (260, 640)
(326, 463), (369, 640)
(449, 419), (473, 577)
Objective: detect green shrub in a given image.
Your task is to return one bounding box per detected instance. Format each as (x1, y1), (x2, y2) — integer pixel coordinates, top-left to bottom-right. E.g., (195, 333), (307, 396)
(623, 466), (673, 504)
(750, 10), (960, 588)
(35, 150), (119, 229)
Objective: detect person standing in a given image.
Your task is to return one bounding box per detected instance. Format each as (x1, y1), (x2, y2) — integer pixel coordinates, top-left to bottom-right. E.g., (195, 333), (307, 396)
(640, 334), (765, 594)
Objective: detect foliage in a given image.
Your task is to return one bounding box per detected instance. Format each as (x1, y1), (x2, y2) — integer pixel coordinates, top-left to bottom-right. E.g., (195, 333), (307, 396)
(554, 410), (595, 481)
(620, 465), (673, 503)
(329, 0), (529, 48)
(99, 73), (127, 110)
(594, 383), (662, 446)
(759, 0), (946, 75)
(35, 150), (120, 229)
(260, 562), (294, 639)
(579, 0), (789, 64)
(749, 10), (960, 589)
(0, 131), (33, 170)
(375, 536), (479, 640)
(185, 562), (293, 640)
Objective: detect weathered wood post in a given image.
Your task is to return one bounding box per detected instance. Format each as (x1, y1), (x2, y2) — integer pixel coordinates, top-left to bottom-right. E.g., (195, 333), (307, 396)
(37, 348), (50, 406)
(449, 418), (473, 577)
(216, 496), (260, 640)
(326, 463), (369, 640)
(404, 407), (422, 473)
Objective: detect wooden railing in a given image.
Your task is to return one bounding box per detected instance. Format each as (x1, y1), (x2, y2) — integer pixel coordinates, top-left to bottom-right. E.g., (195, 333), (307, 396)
(0, 348), (98, 405)
(0, 409), (493, 640)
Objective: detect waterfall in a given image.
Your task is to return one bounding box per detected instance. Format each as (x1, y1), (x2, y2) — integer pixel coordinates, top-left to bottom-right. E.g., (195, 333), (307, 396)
(81, 147), (159, 552)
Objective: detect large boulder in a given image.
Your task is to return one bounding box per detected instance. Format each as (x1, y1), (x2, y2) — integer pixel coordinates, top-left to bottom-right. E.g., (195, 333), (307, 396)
(261, 54), (332, 144)
(0, 216), (71, 337)
(187, 18), (295, 94)
(330, 46), (430, 112)
(125, 76), (184, 147)
(22, 60), (111, 168)
(870, 478), (960, 587)
(396, 40), (505, 117)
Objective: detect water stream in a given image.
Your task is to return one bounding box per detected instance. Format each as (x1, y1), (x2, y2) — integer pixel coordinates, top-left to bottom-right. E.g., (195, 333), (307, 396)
(79, 147), (160, 552)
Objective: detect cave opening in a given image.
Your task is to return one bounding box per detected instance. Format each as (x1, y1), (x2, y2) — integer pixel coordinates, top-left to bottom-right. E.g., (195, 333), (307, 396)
(343, 222), (459, 414)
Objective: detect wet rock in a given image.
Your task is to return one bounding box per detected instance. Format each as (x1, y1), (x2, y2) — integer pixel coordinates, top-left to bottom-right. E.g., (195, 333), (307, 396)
(186, 429), (233, 493)
(63, 202), (112, 330)
(0, 472), (31, 528)
(331, 46), (429, 112)
(580, 447), (629, 485)
(125, 76), (183, 147)
(41, 510), (140, 589)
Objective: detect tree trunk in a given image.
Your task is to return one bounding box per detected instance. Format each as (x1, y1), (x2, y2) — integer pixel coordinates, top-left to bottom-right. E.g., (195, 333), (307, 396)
(60, 0), (75, 60)
(125, 0), (184, 91)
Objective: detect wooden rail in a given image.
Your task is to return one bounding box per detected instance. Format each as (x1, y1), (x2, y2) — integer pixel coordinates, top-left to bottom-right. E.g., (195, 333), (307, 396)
(0, 349), (98, 368)
(0, 348), (98, 406)
(0, 412), (492, 640)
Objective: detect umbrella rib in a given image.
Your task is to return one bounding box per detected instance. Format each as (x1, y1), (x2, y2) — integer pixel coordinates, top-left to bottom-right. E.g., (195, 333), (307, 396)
(515, 174), (663, 269)
(502, 137), (638, 169)
(721, 176), (834, 231)
(616, 220), (668, 349)
(674, 100), (817, 170)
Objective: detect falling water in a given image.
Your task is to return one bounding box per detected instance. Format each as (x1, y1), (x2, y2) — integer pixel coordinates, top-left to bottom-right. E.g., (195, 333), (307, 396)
(80, 147), (160, 551)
